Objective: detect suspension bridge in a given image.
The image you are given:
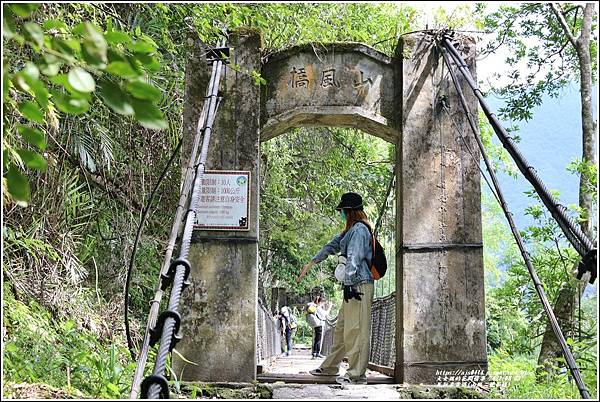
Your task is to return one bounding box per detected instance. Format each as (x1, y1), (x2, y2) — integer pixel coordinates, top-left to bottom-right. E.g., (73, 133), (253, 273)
(122, 28), (596, 399)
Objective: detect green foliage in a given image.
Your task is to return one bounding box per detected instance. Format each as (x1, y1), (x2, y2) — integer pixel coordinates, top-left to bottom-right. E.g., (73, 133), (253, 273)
(487, 349), (596, 399)
(17, 124), (46, 149)
(3, 283), (136, 398)
(184, 3), (417, 55)
(479, 112), (518, 178)
(127, 237), (163, 317)
(3, 3), (167, 205)
(567, 157), (598, 201)
(5, 164), (31, 204)
(430, 4), (477, 29)
(476, 6), (597, 393)
(476, 3), (598, 121)
(483, 181), (597, 398)
(289, 306), (314, 346)
(486, 189), (582, 349)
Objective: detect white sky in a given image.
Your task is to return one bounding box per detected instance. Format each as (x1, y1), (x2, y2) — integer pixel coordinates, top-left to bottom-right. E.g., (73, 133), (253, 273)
(412, 1), (509, 88)
(411, 1), (598, 91)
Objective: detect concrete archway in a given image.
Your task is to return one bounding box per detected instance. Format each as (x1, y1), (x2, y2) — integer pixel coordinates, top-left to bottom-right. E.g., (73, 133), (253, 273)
(260, 42), (399, 143)
(174, 29), (486, 385)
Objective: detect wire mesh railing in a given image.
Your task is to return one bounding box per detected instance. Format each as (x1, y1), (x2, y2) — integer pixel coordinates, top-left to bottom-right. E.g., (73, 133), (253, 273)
(256, 301), (282, 364)
(321, 292), (396, 373)
(369, 292), (396, 368)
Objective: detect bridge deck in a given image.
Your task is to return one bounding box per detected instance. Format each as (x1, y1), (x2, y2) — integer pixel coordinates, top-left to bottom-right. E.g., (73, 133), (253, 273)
(257, 346), (394, 384)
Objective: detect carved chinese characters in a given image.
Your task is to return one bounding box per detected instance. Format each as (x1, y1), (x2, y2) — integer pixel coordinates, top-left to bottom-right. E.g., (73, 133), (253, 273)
(288, 66), (372, 91)
(289, 67), (309, 88)
(262, 44), (397, 142)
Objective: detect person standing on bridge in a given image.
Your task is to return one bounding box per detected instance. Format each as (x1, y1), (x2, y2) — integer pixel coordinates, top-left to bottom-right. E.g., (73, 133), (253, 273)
(296, 192), (374, 385)
(278, 306), (297, 357)
(306, 296), (330, 359)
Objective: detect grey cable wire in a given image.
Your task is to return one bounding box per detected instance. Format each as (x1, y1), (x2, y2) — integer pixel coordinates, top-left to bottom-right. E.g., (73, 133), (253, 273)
(141, 38), (227, 399)
(441, 42), (590, 399)
(442, 37), (595, 258)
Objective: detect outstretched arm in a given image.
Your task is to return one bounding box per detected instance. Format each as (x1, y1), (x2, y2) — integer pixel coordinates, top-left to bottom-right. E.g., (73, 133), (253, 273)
(296, 233), (343, 283)
(296, 260), (315, 283)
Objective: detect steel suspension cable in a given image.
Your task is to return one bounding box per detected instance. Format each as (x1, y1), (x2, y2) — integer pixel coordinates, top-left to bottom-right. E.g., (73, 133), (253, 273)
(129, 51), (221, 399)
(138, 39), (227, 399)
(442, 37), (596, 267)
(373, 169), (395, 297)
(440, 46), (590, 399)
(125, 135), (183, 361)
(374, 166), (396, 238)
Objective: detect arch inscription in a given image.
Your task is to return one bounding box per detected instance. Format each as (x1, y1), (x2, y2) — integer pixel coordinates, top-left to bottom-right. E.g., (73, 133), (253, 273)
(261, 43), (399, 143)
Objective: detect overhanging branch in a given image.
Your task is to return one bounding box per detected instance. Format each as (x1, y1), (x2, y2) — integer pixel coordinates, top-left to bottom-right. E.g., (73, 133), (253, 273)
(550, 3), (578, 48)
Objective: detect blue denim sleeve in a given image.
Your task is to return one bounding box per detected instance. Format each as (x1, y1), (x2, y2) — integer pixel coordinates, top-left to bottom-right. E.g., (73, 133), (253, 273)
(311, 233), (343, 263)
(343, 225), (371, 286)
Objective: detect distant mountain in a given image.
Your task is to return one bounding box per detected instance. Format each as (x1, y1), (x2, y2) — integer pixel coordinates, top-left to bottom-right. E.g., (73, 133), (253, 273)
(484, 84), (597, 231)
(483, 84), (598, 295)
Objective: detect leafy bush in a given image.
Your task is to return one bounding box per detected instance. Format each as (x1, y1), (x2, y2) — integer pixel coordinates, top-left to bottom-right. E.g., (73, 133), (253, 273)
(487, 350), (597, 399)
(3, 284), (136, 398)
(3, 3), (167, 206)
(482, 175), (597, 399)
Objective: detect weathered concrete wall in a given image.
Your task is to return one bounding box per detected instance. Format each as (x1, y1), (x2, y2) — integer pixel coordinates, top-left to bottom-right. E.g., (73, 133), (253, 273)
(180, 33), (210, 179)
(261, 43), (399, 143)
(395, 33), (487, 384)
(174, 29), (262, 382)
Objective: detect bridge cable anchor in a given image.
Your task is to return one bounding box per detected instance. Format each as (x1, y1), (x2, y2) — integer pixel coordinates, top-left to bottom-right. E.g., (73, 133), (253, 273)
(160, 258), (191, 291)
(576, 248), (597, 284)
(140, 374), (170, 399)
(149, 310), (183, 351)
(206, 47), (230, 64)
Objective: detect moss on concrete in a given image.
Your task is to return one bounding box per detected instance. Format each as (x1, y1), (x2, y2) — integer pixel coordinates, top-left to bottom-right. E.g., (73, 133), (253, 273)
(397, 385), (485, 399)
(178, 381), (273, 399)
(3, 382), (85, 399)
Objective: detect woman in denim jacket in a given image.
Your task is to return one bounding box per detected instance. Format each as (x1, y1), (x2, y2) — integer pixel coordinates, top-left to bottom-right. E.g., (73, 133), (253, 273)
(296, 192), (374, 385)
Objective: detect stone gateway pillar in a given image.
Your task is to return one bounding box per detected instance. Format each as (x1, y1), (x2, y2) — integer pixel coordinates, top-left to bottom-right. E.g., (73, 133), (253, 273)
(175, 29), (486, 385)
(174, 29), (262, 382)
(395, 33), (487, 383)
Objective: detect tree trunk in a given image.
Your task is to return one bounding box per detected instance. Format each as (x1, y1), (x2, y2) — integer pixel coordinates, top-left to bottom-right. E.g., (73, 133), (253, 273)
(537, 3), (596, 379)
(575, 3), (597, 242)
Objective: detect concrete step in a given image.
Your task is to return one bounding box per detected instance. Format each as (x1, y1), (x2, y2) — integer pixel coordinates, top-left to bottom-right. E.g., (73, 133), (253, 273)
(175, 382), (486, 399)
(269, 383), (485, 399)
(175, 349), (485, 399)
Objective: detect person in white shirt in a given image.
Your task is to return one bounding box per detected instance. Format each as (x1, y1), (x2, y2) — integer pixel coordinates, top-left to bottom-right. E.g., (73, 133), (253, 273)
(306, 296), (330, 359)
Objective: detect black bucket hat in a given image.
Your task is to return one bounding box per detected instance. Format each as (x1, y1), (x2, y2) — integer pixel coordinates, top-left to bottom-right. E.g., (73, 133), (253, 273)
(336, 192), (364, 210)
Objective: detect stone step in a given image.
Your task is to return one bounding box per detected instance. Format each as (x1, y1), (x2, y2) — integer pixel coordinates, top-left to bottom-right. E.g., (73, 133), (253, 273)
(258, 373), (394, 384)
(269, 383), (485, 399)
(175, 382), (486, 399)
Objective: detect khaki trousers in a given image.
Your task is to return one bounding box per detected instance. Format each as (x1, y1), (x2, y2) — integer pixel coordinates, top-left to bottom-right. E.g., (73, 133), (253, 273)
(319, 282), (374, 381)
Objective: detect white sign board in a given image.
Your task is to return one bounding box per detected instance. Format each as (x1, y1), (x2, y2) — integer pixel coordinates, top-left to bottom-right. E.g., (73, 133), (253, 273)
(194, 171), (250, 231)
